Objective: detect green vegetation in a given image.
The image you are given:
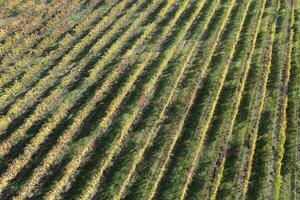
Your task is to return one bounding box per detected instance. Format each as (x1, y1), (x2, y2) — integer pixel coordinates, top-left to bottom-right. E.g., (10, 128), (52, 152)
(0, 0), (298, 199)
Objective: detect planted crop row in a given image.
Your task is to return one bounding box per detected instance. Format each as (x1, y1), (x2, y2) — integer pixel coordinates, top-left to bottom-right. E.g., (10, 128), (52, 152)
(243, 30), (276, 198)
(8, 0), (178, 199)
(0, 0), (144, 173)
(0, 0), (72, 59)
(0, 0), (134, 113)
(0, 0), (150, 158)
(0, 0), (149, 160)
(124, 1), (237, 199)
(210, 0), (267, 198)
(213, 2), (274, 199)
(0, 0), (85, 69)
(256, 0), (289, 196)
(0, 0), (24, 17)
(0, 0), (298, 199)
(0, 0), (118, 90)
(0, 0), (45, 20)
(40, 0), (207, 199)
(0, 0), (92, 70)
(99, 42), (199, 200)
(280, 0), (300, 198)
(95, 1), (222, 199)
(192, 0), (268, 198)
(153, 0), (252, 199)
(240, 23), (277, 199)
(246, 1), (293, 199)
(236, 2), (279, 199)
(0, 0), (139, 134)
(0, 0), (151, 161)
(0, 0), (167, 197)
(0, 0), (93, 85)
(0, 0), (47, 38)
(272, 1), (294, 198)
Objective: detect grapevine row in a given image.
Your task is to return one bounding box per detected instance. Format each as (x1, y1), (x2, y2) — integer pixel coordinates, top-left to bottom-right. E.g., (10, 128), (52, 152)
(235, 1), (279, 198)
(95, 1), (222, 199)
(155, 0), (251, 199)
(0, 0), (73, 59)
(280, 0), (300, 198)
(216, 0), (277, 198)
(0, 0), (169, 198)
(0, 0), (51, 39)
(0, 0), (118, 91)
(7, 0), (178, 198)
(41, 0), (207, 199)
(196, 0), (267, 198)
(0, 0), (149, 188)
(0, 0), (93, 71)
(124, 1), (236, 199)
(0, 0), (135, 116)
(246, 1), (293, 199)
(0, 0), (151, 159)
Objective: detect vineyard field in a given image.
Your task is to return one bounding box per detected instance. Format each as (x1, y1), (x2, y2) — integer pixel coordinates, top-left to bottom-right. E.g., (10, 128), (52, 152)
(0, 0), (299, 199)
